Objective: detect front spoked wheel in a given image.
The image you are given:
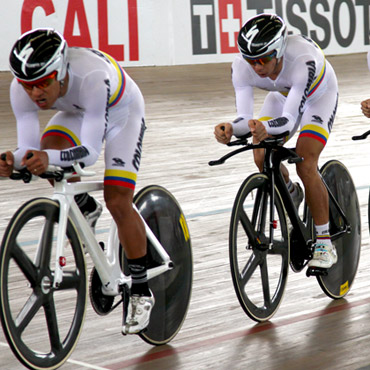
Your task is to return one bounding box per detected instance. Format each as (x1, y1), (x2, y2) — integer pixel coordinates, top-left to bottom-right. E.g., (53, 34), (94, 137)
(318, 160), (361, 298)
(133, 185), (193, 345)
(229, 174), (289, 322)
(0, 198), (87, 370)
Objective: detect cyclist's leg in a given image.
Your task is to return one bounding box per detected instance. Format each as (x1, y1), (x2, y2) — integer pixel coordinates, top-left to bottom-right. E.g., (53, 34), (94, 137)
(40, 112), (102, 229)
(296, 92), (338, 269)
(104, 87), (154, 334)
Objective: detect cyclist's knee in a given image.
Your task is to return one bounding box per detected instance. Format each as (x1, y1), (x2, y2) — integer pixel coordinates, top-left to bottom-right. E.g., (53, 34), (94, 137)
(296, 158), (319, 184)
(104, 186), (134, 218)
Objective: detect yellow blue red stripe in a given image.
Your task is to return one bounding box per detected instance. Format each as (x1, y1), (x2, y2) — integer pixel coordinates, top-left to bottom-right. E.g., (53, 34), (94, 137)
(104, 169), (137, 190)
(41, 125), (80, 146)
(308, 62), (326, 97)
(279, 61), (326, 98)
(317, 234), (330, 240)
(299, 124), (329, 146)
(101, 52), (126, 107)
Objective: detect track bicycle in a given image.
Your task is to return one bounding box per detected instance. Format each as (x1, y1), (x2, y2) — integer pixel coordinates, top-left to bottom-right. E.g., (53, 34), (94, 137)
(0, 162), (193, 370)
(209, 133), (361, 322)
(353, 129), (370, 232)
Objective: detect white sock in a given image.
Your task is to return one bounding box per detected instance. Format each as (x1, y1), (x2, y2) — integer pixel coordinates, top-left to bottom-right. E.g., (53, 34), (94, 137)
(315, 222), (331, 246)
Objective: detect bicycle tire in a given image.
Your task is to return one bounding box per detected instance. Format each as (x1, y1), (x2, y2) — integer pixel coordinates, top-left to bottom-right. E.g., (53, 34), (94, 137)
(0, 198), (87, 370)
(229, 173), (289, 322)
(132, 185), (192, 345)
(317, 160), (361, 298)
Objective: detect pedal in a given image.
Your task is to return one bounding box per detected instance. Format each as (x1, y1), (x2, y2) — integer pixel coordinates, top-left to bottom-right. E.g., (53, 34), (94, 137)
(121, 325), (146, 336)
(306, 266), (328, 277)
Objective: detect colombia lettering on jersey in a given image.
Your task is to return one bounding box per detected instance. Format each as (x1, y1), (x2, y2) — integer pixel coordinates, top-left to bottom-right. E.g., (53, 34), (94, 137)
(132, 119), (145, 171)
(299, 61), (316, 115)
(60, 146), (89, 162)
(267, 117), (288, 128)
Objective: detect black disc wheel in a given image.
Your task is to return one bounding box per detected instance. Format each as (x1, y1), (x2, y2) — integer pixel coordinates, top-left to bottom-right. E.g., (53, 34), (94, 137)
(229, 174), (289, 322)
(132, 185), (192, 345)
(0, 198), (87, 370)
(317, 160), (361, 298)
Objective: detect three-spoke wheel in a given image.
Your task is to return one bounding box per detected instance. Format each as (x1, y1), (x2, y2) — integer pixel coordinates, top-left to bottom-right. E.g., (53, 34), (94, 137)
(0, 198), (87, 370)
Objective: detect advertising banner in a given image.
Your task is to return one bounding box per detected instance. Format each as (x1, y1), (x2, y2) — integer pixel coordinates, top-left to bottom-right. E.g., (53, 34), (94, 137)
(1, 0), (370, 70)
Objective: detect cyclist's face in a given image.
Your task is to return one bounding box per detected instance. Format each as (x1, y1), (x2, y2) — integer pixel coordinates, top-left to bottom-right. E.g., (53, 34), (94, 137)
(19, 72), (63, 110)
(248, 56), (282, 80)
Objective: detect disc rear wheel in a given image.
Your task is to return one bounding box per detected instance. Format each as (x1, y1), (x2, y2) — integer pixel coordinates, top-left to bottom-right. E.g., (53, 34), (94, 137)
(133, 185), (193, 345)
(317, 160), (361, 298)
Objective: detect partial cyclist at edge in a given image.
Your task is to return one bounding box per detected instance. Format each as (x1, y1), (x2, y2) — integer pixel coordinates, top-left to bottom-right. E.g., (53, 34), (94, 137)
(214, 13), (339, 270)
(360, 51), (370, 119)
(0, 28), (153, 334)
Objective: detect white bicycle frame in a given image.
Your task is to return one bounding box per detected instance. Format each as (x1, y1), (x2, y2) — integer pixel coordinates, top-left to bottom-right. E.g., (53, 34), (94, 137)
(49, 163), (173, 295)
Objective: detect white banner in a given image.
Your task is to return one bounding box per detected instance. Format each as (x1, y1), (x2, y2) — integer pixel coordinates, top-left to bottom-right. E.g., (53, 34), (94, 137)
(1, 0), (370, 70)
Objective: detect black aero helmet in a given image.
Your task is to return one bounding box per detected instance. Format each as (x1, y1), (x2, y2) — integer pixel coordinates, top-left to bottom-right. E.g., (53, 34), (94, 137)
(9, 28), (68, 82)
(238, 13), (287, 59)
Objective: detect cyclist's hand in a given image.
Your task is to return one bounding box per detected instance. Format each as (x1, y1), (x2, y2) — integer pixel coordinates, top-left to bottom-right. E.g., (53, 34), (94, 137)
(214, 123), (233, 144)
(361, 99), (370, 118)
(248, 119), (269, 142)
(0, 151), (14, 177)
(22, 150), (49, 176)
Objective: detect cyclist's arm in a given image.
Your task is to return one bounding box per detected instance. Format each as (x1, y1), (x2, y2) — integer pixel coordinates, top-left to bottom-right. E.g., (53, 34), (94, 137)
(44, 72), (108, 167)
(230, 59), (254, 137)
(10, 80), (42, 169)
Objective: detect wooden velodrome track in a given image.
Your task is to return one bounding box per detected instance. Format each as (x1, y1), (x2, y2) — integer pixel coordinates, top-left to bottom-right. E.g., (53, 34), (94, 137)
(1, 53), (370, 370)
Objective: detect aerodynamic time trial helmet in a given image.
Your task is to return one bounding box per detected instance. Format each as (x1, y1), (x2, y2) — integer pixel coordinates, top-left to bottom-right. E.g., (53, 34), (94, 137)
(237, 13), (287, 60)
(9, 28), (68, 82)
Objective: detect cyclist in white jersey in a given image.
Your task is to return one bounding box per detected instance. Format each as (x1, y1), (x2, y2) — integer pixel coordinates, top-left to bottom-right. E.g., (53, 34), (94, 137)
(0, 28), (153, 334)
(214, 14), (338, 269)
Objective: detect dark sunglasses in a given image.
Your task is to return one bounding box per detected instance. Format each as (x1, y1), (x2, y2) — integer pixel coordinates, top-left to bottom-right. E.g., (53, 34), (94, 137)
(243, 51), (277, 66)
(18, 71), (58, 91)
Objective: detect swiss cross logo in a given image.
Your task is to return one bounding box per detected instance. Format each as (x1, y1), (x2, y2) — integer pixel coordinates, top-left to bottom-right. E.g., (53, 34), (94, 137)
(191, 0), (241, 55)
(219, 0), (241, 53)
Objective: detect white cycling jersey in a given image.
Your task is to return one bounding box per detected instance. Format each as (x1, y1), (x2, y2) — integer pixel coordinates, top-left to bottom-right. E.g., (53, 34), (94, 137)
(10, 48), (145, 189)
(231, 34), (338, 145)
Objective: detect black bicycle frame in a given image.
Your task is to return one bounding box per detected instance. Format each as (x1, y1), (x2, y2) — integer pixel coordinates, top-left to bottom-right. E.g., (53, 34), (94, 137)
(210, 137), (351, 253)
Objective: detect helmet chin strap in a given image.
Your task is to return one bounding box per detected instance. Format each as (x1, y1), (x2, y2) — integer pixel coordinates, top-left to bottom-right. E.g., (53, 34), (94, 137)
(59, 72), (69, 97)
(58, 72), (69, 97)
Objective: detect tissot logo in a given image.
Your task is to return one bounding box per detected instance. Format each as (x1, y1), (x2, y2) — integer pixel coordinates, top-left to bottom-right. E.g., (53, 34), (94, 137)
(190, 0), (370, 56)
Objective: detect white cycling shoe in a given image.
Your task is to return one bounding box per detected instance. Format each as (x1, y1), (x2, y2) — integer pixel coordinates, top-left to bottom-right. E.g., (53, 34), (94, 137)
(122, 291), (155, 335)
(308, 241), (338, 269)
